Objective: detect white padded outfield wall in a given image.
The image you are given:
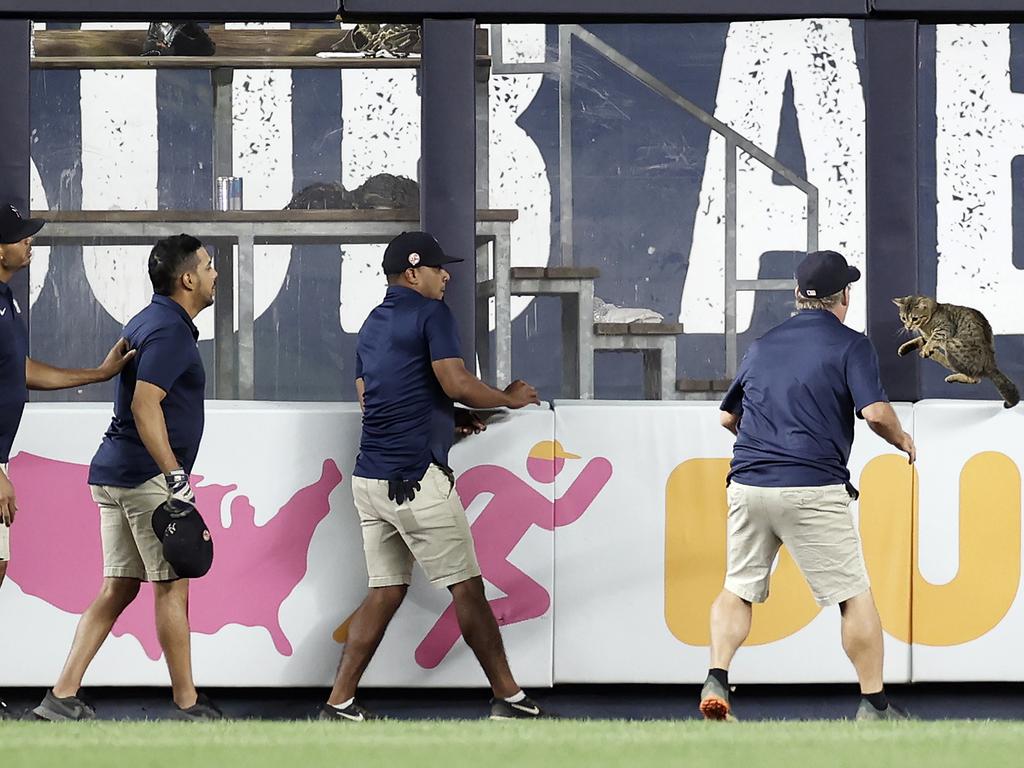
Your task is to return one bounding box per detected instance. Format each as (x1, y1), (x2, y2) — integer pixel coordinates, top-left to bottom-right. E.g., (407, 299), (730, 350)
(0, 400), (1021, 686)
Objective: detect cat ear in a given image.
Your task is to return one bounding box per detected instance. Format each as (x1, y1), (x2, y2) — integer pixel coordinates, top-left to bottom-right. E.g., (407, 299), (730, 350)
(892, 296), (907, 307)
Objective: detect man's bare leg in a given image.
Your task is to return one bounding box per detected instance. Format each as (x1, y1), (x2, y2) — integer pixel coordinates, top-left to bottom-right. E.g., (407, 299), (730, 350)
(709, 589), (753, 670)
(449, 576), (518, 699)
(52, 577), (140, 697)
(701, 589), (753, 720)
(839, 591), (884, 694)
(0, 559), (7, 590)
(328, 585), (407, 705)
(154, 579), (197, 709)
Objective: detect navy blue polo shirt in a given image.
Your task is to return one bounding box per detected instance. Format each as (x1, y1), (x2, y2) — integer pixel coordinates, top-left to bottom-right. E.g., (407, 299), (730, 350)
(0, 281), (27, 464)
(354, 285), (462, 481)
(89, 295), (206, 488)
(721, 310), (888, 487)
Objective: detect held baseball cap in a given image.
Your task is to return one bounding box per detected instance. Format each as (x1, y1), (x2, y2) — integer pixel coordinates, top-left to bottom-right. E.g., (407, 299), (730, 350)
(152, 498), (214, 579)
(0, 203), (44, 245)
(796, 250), (861, 299)
(382, 231), (464, 275)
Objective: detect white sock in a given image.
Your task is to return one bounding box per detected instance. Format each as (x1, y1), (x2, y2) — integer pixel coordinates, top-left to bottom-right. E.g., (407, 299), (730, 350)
(331, 697), (355, 710)
(503, 690), (526, 703)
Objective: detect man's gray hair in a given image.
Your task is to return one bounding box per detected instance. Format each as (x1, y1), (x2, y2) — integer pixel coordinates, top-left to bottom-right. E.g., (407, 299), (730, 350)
(795, 287), (846, 311)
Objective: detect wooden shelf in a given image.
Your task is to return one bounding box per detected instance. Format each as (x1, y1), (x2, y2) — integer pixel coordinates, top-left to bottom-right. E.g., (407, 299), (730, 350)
(32, 55), (428, 70)
(32, 209), (519, 223)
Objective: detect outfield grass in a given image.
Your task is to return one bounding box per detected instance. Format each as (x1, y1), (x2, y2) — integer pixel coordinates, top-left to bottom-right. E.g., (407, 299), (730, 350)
(2, 720), (1020, 768)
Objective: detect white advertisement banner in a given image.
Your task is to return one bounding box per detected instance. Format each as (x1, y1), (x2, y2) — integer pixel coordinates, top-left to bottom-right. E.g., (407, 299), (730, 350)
(0, 403), (555, 688)
(3, 399), (1021, 686)
(552, 401), (914, 684)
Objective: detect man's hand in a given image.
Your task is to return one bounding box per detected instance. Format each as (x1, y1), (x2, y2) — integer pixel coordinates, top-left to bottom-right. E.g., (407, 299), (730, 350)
(504, 380), (540, 409)
(0, 471), (15, 527)
(898, 432), (916, 464)
(164, 468), (195, 504)
(455, 409), (487, 437)
(97, 338), (136, 381)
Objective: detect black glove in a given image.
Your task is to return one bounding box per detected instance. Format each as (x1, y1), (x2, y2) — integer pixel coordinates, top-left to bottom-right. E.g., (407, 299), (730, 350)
(387, 479), (421, 506)
(164, 468), (195, 505)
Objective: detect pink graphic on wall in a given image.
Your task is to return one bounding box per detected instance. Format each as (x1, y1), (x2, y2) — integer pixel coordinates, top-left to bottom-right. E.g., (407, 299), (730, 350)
(7, 453), (343, 660)
(414, 440), (612, 669)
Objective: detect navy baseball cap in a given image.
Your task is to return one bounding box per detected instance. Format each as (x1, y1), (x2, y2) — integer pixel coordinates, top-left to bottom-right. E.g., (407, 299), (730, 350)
(152, 499), (214, 579)
(0, 203), (44, 245)
(796, 250), (861, 299)
(382, 231), (464, 276)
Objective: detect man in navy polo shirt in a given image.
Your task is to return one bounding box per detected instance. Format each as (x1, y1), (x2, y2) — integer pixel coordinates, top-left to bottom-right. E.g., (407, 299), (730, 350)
(0, 203), (134, 720)
(34, 234), (221, 722)
(323, 231), (549, 721)
(700, 250), (916, 723)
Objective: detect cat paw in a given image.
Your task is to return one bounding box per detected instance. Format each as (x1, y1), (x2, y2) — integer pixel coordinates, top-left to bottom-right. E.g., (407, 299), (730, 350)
(918, 348), (932, 359)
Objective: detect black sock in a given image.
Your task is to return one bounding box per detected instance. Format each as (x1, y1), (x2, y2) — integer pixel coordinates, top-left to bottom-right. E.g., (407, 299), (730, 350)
(708, 668), (729, 688)
(862, 690), (888, 711)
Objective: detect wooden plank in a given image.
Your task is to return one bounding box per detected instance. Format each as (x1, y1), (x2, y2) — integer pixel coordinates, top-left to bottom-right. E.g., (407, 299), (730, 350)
(31, 56), (425, 70)
(34, 29), (349, 57)
(594, 322), (683, 336)
(31, 208), (519, 223)
(544, 266), (600, 279)
(510, 267), (547, 279)
(626, 322), (683, 335)
(676, 377), (732, 393)
(32, 27), (487, 58)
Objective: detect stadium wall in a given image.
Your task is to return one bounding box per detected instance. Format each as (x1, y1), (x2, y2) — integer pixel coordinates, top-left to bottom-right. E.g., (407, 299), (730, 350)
(20, 20), (1024, 402)
(1, 399), (1020, 686)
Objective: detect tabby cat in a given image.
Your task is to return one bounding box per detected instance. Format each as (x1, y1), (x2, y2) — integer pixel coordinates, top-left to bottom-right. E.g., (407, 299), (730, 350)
(893, 295), (1020, 408)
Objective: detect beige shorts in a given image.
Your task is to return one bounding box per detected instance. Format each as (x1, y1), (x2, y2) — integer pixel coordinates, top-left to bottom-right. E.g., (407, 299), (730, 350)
(0, 463), (8, 562)
(353, 464), (481, 589)
(91, 474), (177, 582)
(725, 482), (870, 607)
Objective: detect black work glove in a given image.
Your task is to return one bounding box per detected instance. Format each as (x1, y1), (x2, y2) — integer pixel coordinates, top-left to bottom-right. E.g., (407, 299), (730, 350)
(387, 479), (421, 506)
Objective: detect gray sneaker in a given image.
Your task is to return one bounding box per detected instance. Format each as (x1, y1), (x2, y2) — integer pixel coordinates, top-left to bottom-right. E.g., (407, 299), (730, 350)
(176, 693), (223, 721)
(855, 699), (911, 721)
(699, 676), (737, 722)
(33, 690), (96, 722)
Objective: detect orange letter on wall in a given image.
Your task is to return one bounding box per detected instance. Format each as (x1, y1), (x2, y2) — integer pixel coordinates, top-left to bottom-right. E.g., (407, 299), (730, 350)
(861, 452), (1020, 646)
(664, 459), (821, 646)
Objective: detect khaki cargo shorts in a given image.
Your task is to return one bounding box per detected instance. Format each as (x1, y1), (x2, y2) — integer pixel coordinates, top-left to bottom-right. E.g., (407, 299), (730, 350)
(353, 464), (481, 589)
(91, 474), (177, 582)
(724, 482), (870, 607)
(0, 463), (8, 562)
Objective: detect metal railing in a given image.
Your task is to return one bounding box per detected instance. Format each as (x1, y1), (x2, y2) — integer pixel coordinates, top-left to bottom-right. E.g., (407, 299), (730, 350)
(491, 24), (819, 378)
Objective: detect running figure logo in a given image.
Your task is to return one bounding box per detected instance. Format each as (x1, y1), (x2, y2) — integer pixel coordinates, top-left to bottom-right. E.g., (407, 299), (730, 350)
(414, 440), (613, 668)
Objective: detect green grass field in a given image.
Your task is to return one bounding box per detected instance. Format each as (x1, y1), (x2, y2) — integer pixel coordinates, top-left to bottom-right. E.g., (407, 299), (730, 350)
(3, 720), (1022, 768)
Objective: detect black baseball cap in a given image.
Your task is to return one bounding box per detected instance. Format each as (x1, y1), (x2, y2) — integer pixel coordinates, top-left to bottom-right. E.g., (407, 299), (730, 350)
(796, 250), (861, 299)
(0, 203), (44, 245)
(152, 499), (214, 579)
(382, 231), (464, 276)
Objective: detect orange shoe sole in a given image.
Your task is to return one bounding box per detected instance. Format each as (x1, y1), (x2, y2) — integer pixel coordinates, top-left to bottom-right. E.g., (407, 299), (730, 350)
(699, 695), (732, 721)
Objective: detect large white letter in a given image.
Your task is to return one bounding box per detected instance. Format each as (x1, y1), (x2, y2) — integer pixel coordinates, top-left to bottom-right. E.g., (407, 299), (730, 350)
(935, 25), (1024, 334)
(681, 19), (866, 333)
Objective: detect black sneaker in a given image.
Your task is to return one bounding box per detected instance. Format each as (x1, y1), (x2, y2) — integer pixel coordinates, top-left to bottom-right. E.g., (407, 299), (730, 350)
(32, 690), (96, 722)
(489, 695), (548, 720)
(855, 699), (912, 721)
(318, 700), (381, 722)
(176, 693), (223, 721)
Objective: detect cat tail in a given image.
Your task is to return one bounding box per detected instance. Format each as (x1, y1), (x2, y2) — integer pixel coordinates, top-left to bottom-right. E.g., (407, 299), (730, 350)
(989, 369), (1020, 409)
